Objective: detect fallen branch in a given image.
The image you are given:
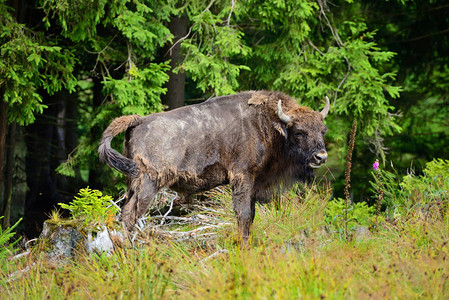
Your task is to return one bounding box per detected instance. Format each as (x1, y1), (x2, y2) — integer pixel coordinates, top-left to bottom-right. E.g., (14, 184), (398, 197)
(25, 238), (38, 249)
(192, 205), (223, 214)
(160, 192), (177, 225)
(7, 263), (36, 283)
(175, 233), (218, 243)
(155, 224), (224, 237)
(10, 251), (30, 261)
(151, 214), (222, 225)
(199, 249), (229, 263)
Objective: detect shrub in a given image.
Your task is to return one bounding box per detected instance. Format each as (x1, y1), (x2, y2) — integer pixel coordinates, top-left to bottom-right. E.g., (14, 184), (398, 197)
(401, 159), (449, 203)
(399, 158), (449, 217)
(325, 198), (375, 237)
(59, 187), (118, 227)
(369, 158), (449, 219)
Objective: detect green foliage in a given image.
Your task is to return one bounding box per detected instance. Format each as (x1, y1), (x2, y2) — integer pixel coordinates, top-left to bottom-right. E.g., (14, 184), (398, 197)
(57, 62), (170, 182)
(102, 63), (169, 115)
(325, 198), (375, 235)
(391, 95), (449, 170)
(177, 0), (403, 161)
(7, 0), (440, 204)
(357, 0), (449, 192)
(59, 187), (118, 226)
(0, 1), (76, 125)
(369, 167), (401, 211)
(400, 158), (449, 209)
(41, 0), (126, 42)
(42, 0), (174, 182)
(113, 0), (172, 58)
(0, 217), (21, 271)
(180, 3), (251, 95)
(369, 158), (449, 220)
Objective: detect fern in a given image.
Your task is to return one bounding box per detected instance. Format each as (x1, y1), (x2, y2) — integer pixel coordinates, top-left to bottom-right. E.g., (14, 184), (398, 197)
(0, 217), (22, 271)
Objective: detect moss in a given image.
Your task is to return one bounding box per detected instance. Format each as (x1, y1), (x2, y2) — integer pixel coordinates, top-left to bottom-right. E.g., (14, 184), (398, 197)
(44, 218), (83, 228)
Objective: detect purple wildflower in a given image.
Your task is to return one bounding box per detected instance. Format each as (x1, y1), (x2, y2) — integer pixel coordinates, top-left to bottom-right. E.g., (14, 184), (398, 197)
(373, 159), (379, 171)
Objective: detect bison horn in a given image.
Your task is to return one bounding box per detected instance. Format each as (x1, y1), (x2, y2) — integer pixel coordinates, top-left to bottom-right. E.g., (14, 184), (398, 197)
(320, 96), (330, 119)
(277, 100), (291, 124)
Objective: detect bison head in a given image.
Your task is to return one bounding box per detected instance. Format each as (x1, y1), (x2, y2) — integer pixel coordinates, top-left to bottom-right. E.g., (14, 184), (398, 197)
(277, 96), (329, 173)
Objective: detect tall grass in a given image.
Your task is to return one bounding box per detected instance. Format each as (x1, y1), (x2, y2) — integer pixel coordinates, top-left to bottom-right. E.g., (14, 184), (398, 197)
(1, 167), (448, 299)
(2, 246), (170, 299)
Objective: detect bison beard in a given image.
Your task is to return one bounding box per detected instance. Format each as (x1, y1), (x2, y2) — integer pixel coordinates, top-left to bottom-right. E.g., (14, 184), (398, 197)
(99, 91), (329, 244)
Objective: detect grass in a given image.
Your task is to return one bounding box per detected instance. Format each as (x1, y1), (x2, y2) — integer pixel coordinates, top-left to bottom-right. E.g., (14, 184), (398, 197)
(1, 182), (448, 299)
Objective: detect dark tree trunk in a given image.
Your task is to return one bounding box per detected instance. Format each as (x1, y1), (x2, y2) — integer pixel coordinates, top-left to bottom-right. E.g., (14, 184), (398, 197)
(65, 91), (78, 159)
(1, 0), (24, 225)
(0, 97), (7, 217)
(161, 15), (188, 110)
(63, 90), (80, 192)
(24, 93), (66, 237)
(87, 77), (105, 190)
(55, 98), (68, 191)
(2, 122), (17, 228)
(10, 126), (27, 230)
(53, 90), (80, 195)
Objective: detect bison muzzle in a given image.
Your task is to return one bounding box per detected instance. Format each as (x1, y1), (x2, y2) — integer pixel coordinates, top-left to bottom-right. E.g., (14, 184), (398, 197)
(98, 91), (329, 243)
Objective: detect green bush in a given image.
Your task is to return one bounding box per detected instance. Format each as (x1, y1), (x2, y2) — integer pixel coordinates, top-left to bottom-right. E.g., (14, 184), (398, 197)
(401, 159), (449, 203)
(399, 158), (449, 216)
(59, 187), (118, 227)
(325, 198), (375, 236)
(369, 158), (449, 219)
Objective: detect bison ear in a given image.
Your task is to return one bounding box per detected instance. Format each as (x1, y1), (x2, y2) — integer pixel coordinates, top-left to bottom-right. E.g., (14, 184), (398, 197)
(273, 122), (288, 138)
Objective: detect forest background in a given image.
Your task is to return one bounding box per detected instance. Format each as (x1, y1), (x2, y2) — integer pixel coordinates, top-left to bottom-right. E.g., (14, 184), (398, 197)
(0, 0), (448, 237)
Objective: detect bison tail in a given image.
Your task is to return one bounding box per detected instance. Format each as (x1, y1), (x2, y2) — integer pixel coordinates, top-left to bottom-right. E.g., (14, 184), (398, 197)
(98, 114), (142, 176)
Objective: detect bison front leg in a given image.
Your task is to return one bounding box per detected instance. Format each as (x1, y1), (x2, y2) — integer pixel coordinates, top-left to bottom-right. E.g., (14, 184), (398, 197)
(231, 175), (256, 245)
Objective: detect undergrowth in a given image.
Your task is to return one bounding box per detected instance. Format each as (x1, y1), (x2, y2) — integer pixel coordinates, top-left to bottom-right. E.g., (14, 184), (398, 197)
(1, 160), (448, 299)
(0, 217), (21, 273)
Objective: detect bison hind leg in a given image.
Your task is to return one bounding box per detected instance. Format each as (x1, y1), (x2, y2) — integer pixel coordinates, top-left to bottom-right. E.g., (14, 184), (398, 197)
(121, 175), (158, 230)
(121, 192), (138, 230)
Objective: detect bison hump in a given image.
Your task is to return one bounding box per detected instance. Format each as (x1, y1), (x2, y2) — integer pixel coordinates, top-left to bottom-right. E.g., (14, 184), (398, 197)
(248, 92), (267, 106)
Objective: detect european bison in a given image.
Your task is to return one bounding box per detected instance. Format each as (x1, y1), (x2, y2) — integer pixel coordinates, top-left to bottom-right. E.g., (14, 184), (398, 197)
(99, 91), (329, 242)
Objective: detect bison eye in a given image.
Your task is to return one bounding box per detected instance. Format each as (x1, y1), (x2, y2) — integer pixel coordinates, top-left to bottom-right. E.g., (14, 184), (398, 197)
(321, 127), (328, 135)
(294, 130), (308, 138)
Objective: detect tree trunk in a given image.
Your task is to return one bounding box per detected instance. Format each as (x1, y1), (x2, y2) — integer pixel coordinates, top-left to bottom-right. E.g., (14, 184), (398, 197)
(63, 89), (80, 192)
(24, 94), (65, 237)
(0, 94), (7, 217)
(87, 77), (105, 190)
(2, 122), (17, 228)
(1, 0), (15, 221)
(161, 15), (188, 110)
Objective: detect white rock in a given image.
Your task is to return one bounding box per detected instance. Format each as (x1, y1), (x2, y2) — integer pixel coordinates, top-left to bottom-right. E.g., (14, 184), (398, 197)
(86, 226), (114, 255)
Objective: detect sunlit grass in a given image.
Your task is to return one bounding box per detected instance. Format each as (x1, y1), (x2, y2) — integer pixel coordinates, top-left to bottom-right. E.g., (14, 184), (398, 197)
(1, 182), (448, 299)
(178, 214), (449, 299)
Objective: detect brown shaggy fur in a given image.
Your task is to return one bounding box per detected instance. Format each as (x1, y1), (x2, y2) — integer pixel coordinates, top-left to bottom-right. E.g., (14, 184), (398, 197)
(102, 115), (141, 138)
